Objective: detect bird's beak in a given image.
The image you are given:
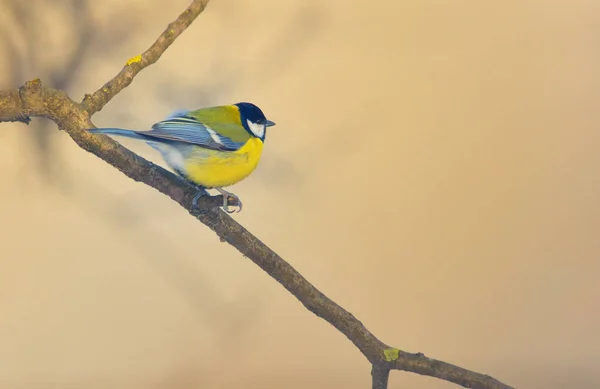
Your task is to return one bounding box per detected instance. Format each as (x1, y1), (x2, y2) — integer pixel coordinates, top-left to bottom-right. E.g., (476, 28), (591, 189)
(266, 120), (276, 127)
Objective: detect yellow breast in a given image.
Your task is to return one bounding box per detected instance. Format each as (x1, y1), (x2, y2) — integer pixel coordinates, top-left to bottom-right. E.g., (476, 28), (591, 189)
(184, 137), (264, 188)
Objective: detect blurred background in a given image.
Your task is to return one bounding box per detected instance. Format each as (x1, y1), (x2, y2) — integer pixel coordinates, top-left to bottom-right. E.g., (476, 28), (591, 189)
(0, 0), (599, 388)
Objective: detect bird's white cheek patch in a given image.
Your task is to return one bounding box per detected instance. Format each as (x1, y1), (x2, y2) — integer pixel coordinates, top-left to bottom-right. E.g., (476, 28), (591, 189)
(247, 120), (265, 138)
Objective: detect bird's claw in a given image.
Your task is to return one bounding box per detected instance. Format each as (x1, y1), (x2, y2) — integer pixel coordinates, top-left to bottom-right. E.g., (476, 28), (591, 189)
(191, 187), (242, 213)
(216, 188), (243, 213)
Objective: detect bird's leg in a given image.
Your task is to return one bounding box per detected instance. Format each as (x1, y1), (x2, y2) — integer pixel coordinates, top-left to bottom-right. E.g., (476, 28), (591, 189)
(191, 186), (210, 210)
(215, 187), (243, 213)
(173, 170), (240, 212)
(173, 169), (209, 211)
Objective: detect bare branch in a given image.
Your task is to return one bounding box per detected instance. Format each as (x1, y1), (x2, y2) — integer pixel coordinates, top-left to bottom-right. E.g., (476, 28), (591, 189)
(0, 2), (516, 389)
(81, 0), (211, 115)
(390, 351), (513, 389)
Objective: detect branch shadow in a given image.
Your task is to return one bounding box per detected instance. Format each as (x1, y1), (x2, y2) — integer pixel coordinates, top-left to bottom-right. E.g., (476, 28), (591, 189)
(0, 0), (133, 192)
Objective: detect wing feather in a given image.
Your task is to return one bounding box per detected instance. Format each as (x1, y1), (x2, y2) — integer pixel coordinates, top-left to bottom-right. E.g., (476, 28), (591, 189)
(137, 113), (244, 151)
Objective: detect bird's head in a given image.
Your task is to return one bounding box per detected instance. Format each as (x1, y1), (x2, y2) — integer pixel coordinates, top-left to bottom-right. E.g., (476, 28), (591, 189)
(235, 102), (276, 141)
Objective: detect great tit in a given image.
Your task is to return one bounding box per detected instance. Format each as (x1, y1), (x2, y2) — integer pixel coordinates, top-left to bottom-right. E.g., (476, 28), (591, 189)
(88, 102), (275, 213)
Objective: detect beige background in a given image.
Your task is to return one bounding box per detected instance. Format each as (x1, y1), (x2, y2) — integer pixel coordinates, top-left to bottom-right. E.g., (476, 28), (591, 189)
(1, 0), (599, 388)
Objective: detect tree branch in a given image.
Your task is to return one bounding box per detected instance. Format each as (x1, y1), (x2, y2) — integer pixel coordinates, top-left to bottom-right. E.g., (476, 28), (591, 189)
(0, 1), (515, 388)
(81, 0), (211, 115)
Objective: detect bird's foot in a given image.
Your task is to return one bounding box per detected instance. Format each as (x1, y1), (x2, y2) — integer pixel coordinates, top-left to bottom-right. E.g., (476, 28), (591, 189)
(215, 188), (243, 213)
(191, 187), (209, 210)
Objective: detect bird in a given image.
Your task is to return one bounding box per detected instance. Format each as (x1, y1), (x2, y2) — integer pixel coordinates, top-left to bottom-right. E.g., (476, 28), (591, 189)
(88, 102), (276, 213)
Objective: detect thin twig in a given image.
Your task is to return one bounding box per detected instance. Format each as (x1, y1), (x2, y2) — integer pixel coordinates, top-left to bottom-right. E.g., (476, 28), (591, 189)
(81, 0), (211, 115)
(372, 365), (390, 389)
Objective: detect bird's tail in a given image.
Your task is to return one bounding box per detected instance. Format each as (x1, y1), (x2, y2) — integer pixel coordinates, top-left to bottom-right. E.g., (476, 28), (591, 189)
(88, 128), (149, 141)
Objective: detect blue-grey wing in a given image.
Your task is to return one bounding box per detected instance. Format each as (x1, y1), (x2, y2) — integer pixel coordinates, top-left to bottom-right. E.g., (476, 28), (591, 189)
(138, 115), (243, 151)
